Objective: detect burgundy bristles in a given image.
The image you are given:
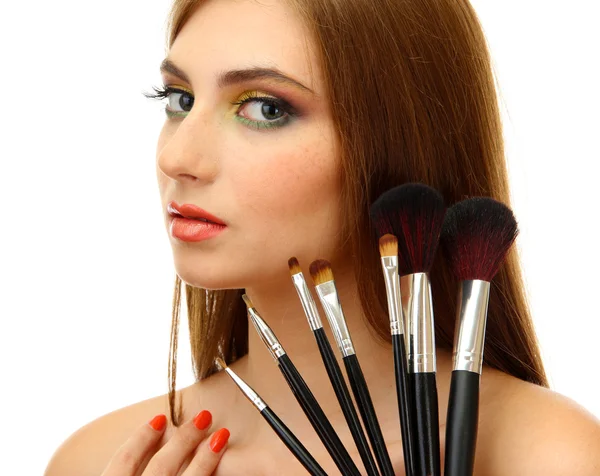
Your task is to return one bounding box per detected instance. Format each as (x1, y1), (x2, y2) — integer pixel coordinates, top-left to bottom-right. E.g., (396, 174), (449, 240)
(370, 183), (447, 275)
(441, 197), (519, 282)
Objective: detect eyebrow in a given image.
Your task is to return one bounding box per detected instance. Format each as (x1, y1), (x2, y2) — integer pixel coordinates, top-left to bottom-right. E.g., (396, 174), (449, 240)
(159, 58), (314, 94)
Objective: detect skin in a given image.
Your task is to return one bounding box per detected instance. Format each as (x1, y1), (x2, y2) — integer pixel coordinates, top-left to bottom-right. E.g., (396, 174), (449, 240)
(45, 0), (600, 474)
(154, 0), (404, 468)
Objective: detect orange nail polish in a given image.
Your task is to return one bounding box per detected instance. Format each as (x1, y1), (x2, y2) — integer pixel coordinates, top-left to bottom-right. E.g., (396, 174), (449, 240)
(149, 414), (167, 431)
(209, 428), (230, 453)
(194, 410), (212, 430)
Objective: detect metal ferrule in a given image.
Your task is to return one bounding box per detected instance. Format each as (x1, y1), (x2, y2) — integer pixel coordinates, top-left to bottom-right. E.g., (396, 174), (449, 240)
(315, 280), (356, 357)
(452, 280), (491, 374)
(401, 272), (436, 373)
(224, 366), (267, 411)
(291, 272), (323, 331)
(247, 307), (286, 360)
(381, 256), (405, 336)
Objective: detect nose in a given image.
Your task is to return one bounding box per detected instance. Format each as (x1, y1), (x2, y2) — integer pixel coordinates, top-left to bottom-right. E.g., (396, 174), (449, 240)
(157, 109), (220, 185)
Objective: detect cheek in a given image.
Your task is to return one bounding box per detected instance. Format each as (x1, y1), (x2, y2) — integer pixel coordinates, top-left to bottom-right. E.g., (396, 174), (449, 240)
(155, 126), (170, 194)
(230, 137), (341, 229)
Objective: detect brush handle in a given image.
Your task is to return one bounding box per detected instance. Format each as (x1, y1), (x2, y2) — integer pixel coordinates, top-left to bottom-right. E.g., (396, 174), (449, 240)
(444, 370), (480, 476)
(407, 373), (419, 475)
(343, 354), (396, 476)
(260, 406), (328, 476)
(413, 372), (441, 476)
(314, 328), (380, 476)
(393, 334), (415, 476)
(278, 354), (362, 476)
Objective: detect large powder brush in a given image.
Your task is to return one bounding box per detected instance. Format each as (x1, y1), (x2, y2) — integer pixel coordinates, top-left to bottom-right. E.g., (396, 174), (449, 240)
(371, 182), (447, 476)
(441, 197), (518, 476)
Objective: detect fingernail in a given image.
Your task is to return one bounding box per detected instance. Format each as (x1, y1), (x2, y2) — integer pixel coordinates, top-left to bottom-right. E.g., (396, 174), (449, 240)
(209, 428), (230, 453)
(194, 410), (212, 430)
(149, 414), (167, 431)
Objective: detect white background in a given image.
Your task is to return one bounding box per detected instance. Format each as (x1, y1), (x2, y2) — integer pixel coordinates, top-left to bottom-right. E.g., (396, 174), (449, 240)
(1, 1), (598, 474)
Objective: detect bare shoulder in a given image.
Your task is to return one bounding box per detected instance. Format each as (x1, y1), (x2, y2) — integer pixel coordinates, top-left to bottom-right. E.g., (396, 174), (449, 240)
(476, 369), (600, 475)
(43, 382), (201, 476)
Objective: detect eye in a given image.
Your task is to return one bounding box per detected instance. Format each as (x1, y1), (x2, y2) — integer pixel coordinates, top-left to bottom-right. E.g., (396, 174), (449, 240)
(236, 98), (287, 122)
(142, 85), (193, 117)
(143, 85), (299, 129)
(232, 91), (298, 130)
(165, 88), (194, 114)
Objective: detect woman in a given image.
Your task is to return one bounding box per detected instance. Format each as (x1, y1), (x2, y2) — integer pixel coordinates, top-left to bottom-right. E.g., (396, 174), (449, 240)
(45, 0), (600, 474)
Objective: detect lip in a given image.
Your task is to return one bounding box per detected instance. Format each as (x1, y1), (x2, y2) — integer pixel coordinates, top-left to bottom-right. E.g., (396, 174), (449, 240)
(169, 217), (226, 242)
(167, 201), (227, 225)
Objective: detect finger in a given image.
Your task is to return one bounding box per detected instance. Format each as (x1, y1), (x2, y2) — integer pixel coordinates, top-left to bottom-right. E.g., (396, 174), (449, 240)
(101, 414), (167, 476)
(143, 410), (213, 475)
(182, 428), (230, 475)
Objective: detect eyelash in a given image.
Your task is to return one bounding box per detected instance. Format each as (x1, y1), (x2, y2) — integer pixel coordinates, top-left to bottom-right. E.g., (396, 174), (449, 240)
(143, 85), (297, 131)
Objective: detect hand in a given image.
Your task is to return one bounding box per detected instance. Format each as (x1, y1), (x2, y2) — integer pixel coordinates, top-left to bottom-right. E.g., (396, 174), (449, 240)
(101, 410), (230, 476)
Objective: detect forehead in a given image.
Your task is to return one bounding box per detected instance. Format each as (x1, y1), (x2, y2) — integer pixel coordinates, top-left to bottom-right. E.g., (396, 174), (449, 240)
(167, 0), (323, 94)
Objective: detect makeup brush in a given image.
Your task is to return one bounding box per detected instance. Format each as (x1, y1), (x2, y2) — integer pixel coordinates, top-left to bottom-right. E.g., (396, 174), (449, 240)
(289, 257), (380, 476)
(215, 358), (327, 476)
(440, 197), (518, 476)
(368, 229), (416, 476)
(371, 183), (446, 476)
(310, 260), (395, 476)
(243, 294), (362, 476)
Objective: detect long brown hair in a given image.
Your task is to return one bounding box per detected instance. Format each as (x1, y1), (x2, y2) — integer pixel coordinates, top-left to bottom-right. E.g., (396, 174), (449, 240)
(162, 0), (549, 426)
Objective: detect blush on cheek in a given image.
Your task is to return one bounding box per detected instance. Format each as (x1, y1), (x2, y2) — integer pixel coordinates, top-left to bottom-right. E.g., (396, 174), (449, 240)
(225, 119), (343, 274)
(232, 141), (340, 219)
(230, 150), (342, 273)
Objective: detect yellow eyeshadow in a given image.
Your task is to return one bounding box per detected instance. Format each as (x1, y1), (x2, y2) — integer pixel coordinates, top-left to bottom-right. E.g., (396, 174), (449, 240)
(234, 90), (278, 102)
(167, 84), (193, 94)
(225, 90), (268, 119)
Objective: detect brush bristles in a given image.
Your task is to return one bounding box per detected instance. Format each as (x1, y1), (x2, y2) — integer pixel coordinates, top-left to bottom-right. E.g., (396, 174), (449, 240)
(288, 257), (302, 275)
(370, 183), (446, 274)
(309, 259), (334, 285)
(215, 357), (227, 370)
(242, 294), (255, 309)
(441, 197), (518, 282)
(379, 234), (398, 258)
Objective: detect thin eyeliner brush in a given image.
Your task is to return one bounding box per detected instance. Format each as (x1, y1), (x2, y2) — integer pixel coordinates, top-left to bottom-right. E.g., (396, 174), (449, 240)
(243, 294), (362, 476)
(215, 358), (327, 476)
(310, 260), (396, 476)
(440, 197), (518, 476)
(373, 183), (447, 476)
(288, 257), (380, 476)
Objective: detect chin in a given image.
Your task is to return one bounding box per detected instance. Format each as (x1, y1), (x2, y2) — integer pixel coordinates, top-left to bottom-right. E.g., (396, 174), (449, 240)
(174, 260), (244, 290)
(177, 274), (243, 291)
(172, 252), (292, 291)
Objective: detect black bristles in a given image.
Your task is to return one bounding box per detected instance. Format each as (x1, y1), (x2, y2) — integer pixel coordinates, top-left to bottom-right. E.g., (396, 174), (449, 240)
(441, 197), (518, 282)
(370, 183), (447, 275)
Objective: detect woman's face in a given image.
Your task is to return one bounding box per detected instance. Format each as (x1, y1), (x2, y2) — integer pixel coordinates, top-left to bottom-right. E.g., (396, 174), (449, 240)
(156, 0), (342, 289)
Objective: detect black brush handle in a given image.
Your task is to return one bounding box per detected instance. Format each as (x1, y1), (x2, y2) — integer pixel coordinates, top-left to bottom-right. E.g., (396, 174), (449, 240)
(314, 328), (380, 476)
(278, 354), (362, 476)
(407, 372), (419, 476)
(260, 406), (328, 476)
(413, 372), (441, 476)
(393, 334), (415, 476)
(343, 354), (395, 476)
(444, 370), (480, 476)
(407, 335), (420, 476)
